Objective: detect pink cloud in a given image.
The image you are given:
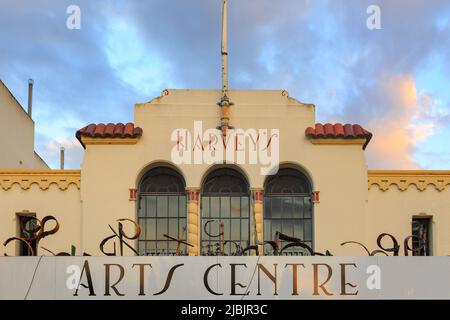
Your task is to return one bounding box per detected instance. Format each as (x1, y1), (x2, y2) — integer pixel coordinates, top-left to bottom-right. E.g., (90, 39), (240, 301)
(365, 74), (444, 169)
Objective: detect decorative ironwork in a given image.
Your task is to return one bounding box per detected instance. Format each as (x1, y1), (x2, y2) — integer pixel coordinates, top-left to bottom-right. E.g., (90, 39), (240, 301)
(3, 215), (59, 256)
(202, 219), (226, 256)
(100, 219), (141, 256)
(262, 231), (332, 256)
(1, 214), (431, 257)
(40, 244), (90, 256)
(163, 226), (194, 255)
(201, 196), (250, 256)
(340, 233), (427, 256)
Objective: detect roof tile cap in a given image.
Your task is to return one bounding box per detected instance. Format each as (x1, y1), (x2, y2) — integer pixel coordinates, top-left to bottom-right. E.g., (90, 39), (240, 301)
(353, 124), (364, 137)
(305, 127), (315, 136)
(304, 122), (372, 149)
(84, 124), (97, 136)
(323, 123), (334, 137)
(343, 124), (355, 137)
(113, 123), (125, 135)
(334, 123), (345, 137)
(104, 123), (116, 136)
(315, 123), (325, 137)
(76, 122), (143, 148)
(93, 123), (106, 137)
(124, 123), (134, 137)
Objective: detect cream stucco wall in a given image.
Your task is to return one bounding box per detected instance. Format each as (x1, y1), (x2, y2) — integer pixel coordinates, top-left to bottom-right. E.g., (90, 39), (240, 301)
(0, 89), (448, 257)
(0, 183), (81, 256)
(79, 90), (368, 255)
(33, 151), (48, 169)
(0, 81), (48, 169)
(367, 185), (450, 256)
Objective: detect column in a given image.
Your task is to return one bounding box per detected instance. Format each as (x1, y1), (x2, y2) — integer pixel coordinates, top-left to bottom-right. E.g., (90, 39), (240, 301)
(252, 188), (264, 256)
(186, 188), (200, 256)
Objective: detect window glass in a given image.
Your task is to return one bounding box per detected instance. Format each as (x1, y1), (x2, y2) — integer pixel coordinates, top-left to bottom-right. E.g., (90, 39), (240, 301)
(138, 167), (187, 256)
(412, 217), (431, 256)
(201, 168), (250, 256)
(264, 168), (313, 256)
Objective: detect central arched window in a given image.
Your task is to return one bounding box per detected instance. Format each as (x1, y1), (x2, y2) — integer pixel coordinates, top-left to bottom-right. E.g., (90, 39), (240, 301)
(201, 168), (250, 256)
(264, 168), (313, 255)
(137, 167), (187, 256)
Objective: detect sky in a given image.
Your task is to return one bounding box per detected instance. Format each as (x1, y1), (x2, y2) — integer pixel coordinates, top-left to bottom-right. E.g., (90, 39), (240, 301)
(0, 0), (449, 169)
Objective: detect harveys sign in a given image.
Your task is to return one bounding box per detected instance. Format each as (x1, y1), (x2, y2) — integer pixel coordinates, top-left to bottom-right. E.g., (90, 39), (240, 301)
(0, 256), (449, 299)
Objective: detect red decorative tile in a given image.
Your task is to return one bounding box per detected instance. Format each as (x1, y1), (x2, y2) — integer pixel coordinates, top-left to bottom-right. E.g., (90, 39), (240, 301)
(76, 122), (143, 148)
(305, 123), (372, 149)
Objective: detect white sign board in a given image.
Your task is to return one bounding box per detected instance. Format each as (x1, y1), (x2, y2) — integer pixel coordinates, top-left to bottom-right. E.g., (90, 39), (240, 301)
(0, 256), (449, 299)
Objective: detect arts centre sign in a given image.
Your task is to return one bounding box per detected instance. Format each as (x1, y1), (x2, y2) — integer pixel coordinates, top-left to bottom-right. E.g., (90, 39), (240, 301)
(0, 256), (449, 299)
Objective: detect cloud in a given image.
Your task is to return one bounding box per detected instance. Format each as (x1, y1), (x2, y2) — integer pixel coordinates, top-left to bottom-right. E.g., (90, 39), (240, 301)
(364, 74), (420, 169)
(38, 137), (84, 169)
(0, 0), (154, 168)
(0, 0), (449, 169)
(362, 74), (449, 169)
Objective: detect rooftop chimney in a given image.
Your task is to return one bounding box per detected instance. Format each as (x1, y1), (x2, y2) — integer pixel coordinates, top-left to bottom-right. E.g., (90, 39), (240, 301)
(60, 147), (65, 170)
(27, 79), (34, 117)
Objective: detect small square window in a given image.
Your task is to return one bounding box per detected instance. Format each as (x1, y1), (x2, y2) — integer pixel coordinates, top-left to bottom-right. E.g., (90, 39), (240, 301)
(16, 212), (37, 256)
(412, 217), (432, 256)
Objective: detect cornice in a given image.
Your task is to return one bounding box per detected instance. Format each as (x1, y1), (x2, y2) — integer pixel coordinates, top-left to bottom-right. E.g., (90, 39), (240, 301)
(0, 170), (81, 191)
(310, 138), (366, 146)
(2, 170), (449, 193)
(368, 170), (450, 192)
(80, 137), (140, 146)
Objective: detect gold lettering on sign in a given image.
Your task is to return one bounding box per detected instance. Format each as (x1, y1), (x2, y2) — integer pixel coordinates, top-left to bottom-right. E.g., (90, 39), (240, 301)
(340, 263), (358, 295)
(104, 264), (125, 296)
(313, 263), (333, 296)
(257, 264), (278, 296)
(132, 263), (152, 296)
(285, 263), (306, 295)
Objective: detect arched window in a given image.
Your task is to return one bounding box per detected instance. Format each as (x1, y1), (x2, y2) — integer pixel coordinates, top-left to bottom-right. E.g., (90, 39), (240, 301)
(137, 167), (187, 255)
(201, 168), (250, 256)
(264, 168), (313, 255)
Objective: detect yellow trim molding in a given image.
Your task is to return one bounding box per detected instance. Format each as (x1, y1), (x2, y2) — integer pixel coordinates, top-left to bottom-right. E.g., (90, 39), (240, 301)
(310, 138), (366, 146)
(80, 137), (140, 146)
(368, 170), (450, 192)
(0, 170), (81, 191)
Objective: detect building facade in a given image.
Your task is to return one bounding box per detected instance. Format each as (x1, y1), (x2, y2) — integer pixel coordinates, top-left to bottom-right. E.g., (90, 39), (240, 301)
(1, 89), (449, 257)
(0, 80), (48, 170)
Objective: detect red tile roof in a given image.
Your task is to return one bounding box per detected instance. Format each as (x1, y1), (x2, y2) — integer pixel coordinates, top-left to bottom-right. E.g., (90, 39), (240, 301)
(305, 123), (372, 149)
(76, 123), (143, 148)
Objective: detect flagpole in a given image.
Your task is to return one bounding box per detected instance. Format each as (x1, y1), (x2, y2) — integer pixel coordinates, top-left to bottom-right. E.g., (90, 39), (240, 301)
(221, 0), (228, 95)
(218, 0), (233, 137)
